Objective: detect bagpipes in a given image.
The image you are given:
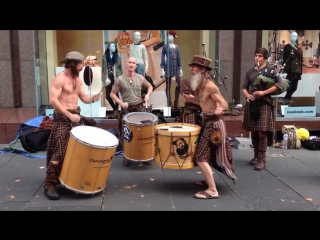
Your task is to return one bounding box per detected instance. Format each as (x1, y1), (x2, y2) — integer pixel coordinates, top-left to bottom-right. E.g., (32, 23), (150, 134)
(251, 31), (293, 96)
(252, 59), (292, 96)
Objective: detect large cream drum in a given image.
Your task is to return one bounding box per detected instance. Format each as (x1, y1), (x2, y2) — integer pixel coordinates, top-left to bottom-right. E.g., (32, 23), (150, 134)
(154, 123), (201, 169)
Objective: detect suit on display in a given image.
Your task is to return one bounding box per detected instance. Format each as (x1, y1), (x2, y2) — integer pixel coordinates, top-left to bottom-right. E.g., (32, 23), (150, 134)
(102, 42), (122, 112)
(282, 32), (303, 105)
(160, 31), (183, 109)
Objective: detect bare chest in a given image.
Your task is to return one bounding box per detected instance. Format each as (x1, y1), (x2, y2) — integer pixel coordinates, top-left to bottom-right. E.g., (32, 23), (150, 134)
(197, 90), (217, 110)
(63, 78), (79, 95)
(197, 91), (210, 104)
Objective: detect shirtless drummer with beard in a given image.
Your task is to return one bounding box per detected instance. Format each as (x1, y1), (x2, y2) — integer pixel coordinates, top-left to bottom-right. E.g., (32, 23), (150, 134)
(182, 55), (236, 200)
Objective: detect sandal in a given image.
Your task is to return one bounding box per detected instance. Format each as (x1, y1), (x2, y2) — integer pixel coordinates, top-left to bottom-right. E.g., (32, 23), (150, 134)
(194, 191), (219, 199)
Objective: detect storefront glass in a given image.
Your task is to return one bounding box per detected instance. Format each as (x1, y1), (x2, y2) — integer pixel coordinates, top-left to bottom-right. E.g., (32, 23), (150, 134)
(267, 30), (320, 119)
(33, 30), (220, 118)
(33, 30), (49, 116)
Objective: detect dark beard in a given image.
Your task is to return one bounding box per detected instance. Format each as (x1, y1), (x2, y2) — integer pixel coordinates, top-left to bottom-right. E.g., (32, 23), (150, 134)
(71, 65), (80, 77)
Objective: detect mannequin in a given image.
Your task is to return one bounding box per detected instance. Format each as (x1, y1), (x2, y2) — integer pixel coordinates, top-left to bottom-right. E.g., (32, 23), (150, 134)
(160, 31), (183, 109)
(282, 31), (303, 105)
(129, 31), (148, 75)
(102, 42), (122, 116)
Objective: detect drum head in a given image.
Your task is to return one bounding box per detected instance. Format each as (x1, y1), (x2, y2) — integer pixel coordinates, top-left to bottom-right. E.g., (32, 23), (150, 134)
(156, 124), (199, 132)
(123, 112), (158, 125)
(70, 126), (118, 148)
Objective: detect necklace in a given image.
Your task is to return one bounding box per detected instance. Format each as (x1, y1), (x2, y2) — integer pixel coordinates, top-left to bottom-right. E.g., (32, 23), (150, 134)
(63, 71), (76, 92)
(126, 73), (134, 84)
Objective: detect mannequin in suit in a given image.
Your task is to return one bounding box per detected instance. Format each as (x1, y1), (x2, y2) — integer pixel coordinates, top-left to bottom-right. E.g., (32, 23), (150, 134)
(282, 31), (303, 105)
(160, 31), (183, 109)
(102, 42), (122, 116)
(129, 31), (148, 75)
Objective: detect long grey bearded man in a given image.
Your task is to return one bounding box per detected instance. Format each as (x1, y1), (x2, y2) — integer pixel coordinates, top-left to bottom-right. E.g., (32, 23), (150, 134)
(182, 55), (236, 200)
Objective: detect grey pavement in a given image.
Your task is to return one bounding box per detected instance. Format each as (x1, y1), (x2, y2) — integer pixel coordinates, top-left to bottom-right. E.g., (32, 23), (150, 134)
(1, 144), (320, 211)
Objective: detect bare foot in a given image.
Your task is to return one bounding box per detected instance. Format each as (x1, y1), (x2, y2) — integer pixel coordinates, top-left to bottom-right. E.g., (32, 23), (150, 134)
(194, 190), (219, 199)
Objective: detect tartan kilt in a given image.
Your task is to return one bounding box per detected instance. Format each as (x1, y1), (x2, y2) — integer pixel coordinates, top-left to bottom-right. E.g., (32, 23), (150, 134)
(242, 96), (275, 146)
(180, 102), (202, 126)
(46, 112), (75, 167)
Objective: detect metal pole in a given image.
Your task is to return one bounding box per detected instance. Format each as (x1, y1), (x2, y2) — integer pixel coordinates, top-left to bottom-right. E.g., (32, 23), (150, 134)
(166, 31), (170, 107)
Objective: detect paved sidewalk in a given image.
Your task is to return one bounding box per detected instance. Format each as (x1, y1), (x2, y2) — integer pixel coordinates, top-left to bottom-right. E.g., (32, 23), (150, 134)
(0, 144), (319, 211)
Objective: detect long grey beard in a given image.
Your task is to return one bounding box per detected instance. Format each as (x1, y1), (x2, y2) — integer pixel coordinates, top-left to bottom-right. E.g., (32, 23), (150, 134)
(190, 73), (202, 92)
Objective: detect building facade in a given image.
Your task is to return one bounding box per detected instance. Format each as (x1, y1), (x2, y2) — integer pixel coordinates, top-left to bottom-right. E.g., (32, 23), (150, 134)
(6, 30), (315, 117)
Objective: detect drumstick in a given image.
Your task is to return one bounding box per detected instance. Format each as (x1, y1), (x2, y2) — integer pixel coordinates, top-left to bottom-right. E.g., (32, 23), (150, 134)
(97, 82), (107, 95)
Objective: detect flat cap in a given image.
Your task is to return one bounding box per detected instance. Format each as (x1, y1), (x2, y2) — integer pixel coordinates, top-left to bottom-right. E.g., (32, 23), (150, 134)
(60, 51), (85, 63)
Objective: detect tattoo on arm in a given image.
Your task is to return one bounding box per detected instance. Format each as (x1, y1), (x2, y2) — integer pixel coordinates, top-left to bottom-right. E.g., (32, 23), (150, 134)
(111, 78), (120, 94)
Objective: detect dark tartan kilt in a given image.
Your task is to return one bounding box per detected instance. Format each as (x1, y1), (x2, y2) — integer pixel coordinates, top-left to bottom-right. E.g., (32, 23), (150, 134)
(180, 102), (202, 126)
(242, 96), (275, 146)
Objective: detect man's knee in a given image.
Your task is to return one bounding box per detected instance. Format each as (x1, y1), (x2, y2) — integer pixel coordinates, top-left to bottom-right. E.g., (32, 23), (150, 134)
(197, 161), (207, 166)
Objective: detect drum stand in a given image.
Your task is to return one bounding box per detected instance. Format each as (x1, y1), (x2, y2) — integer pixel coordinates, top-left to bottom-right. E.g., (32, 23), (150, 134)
(213, 68), (228, 90)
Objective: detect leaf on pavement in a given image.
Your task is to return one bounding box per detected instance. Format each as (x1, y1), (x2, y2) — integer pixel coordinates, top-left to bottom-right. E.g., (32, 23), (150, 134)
(141, 195), (144, 197)
(149, 178), (154, 181)
(306, 198), (313, 202)
(132, 185), (137, 188)
(124, 186), (132, 189)
(8, 195), (15, 199)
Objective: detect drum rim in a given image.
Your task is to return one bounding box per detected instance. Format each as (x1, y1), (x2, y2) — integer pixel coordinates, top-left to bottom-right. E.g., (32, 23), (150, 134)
(58, 180), (105, 194)
(155, 122), (201, 136)
(123, 112), (159, 125)
(70, 126), (119, 148)
(156, 122), (200, 130)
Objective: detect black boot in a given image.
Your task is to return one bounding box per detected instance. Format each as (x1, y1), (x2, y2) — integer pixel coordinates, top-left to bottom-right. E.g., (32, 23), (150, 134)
(123, 157), (131, 166)
(44, 161), (61, 200)
(44, 185), (60, 200)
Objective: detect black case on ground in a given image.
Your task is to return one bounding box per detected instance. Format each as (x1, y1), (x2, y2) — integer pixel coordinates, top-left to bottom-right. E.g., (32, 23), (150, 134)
(302, 139), (320, 150)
